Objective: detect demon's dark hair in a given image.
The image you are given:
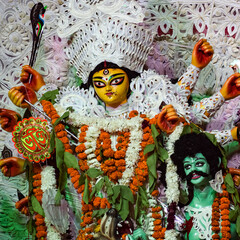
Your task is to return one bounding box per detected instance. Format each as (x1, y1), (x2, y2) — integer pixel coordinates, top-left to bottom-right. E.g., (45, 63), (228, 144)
(171, 132), (222, 180)
(82, 61), (140, 98)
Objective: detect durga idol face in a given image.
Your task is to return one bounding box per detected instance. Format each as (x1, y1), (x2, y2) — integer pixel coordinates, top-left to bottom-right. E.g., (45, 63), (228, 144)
(92, 68), (129, 108)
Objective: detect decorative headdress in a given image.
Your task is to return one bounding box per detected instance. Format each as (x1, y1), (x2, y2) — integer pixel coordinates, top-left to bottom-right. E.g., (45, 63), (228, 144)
(57, 0), (155, 83)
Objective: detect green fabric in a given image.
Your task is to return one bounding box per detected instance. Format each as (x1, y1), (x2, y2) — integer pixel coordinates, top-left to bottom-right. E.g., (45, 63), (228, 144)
(0, 190), (30, 239)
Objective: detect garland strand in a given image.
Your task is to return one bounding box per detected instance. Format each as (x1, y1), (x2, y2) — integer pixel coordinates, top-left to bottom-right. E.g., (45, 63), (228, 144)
(212, 184), (231, 239)
(32, 163), (47, 240)
(41, 100), (72, 154)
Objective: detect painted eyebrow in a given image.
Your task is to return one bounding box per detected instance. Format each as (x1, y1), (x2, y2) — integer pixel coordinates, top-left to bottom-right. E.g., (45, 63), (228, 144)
(93, 73), (125, 81)
(109, 73), (125, 79)
(92, 77), (105, 80)
(183, 157), (206, 163)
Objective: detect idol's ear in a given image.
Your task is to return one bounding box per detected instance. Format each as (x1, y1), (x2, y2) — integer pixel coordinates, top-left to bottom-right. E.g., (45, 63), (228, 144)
(218, 157), (221, 167)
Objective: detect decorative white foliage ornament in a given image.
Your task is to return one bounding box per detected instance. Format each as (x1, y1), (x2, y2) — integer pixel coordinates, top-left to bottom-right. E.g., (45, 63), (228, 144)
(57, 0), (145, 37)
(63, 18), (154, 83)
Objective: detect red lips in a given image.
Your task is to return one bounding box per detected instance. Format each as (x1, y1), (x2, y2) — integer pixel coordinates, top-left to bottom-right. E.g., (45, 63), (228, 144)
(106, 92), (113, 96)
(192, 173), (201, 179)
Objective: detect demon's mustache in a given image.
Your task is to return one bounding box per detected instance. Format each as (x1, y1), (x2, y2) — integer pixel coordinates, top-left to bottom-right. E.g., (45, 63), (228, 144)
(186, 171), (209, 182)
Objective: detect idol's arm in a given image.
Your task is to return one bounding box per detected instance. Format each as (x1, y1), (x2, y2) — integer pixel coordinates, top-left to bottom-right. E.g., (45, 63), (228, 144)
(176, 39), (214, 99)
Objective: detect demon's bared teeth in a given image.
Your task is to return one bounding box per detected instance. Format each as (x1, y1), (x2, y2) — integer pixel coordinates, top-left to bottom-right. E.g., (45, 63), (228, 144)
(130, 228), (133, 233)
(117, 223), (123, 227)
(125, 220), (129, 224)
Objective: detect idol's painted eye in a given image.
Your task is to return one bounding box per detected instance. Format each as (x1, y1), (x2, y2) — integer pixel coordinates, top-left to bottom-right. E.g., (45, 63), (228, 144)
(93, 81), (106, 88)
(110, 77), (124, 86)
(184, 164), (191, 170)
(196, 161), (205, 167)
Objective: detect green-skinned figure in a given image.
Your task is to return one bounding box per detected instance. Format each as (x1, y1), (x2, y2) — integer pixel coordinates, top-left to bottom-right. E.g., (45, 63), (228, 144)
(171, 133), (239, 240)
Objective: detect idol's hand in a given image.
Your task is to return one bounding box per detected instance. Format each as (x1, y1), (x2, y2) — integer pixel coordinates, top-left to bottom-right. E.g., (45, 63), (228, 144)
(132, 228), (148, 240)
(157, 105), (180, 134)
(0, 157), (26, 177)
(229, 168), (240, 187)
(8, 86), (37, 108)
(191, 39), (214, 69)
(15, 196), (29, 216)
(0, 108), (21, 132)
(20, 65), (45, 92)
(220, 73), (240, 100)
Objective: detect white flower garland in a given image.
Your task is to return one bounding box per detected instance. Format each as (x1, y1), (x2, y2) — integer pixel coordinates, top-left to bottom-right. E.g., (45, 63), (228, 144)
(41, 166), (61, 240)
(58, 107), (144, 186)
(165, 124), (183, 204)
(41, 166), (57, 192)
(145, 188), (158, 240)
(164, 229), (180, 240)
(164, 124), (184, 240)
(45, 220), (62, 240)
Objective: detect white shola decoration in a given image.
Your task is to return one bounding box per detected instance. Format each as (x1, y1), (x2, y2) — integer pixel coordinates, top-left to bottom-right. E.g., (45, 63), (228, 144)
(165, 124), (183, 204)
(164, 124), (184, 240)
(41, 166), (69, 239)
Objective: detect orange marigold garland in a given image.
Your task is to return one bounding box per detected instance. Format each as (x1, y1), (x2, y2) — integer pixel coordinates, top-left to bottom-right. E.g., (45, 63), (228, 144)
(129, 112), (154, 194)
(32, 163), (47, 240)
(212, 195), (220, 239)
(78, 186), (111, 239)
(220, 184), (231, 240)
(41, 100), (72, 154)
(151, 206), (166, 239)
(99, 130), (128, 183)
(39, 106), (96, 239)
(76, 125), (89, 171)
(67, 168), (95, 238)
(211, 183), (231, 239)
(41, 104), (164, 238)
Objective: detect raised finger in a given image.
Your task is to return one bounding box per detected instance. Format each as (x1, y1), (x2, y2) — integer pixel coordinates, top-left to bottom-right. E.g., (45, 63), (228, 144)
(20, 76), (28, 83)
(0, 109), (7, 114)
(0, 118), (9, 127)
(201, 42), (210, 48)
(12, 92), (23, 105)
(201, 44), (212, 51)
(21, 207), (26, 214)
(200, 44), (213, 52)
(16, 94), (25, 107)
(235, 80), (240, 88)
(15, 197), (28, 209)
(228, 75), (240, 85)
(8, 88), (18, 99)
(1, 165), (9, 176)
(23, 207), (29, 215)
(166, 115), (179, 122)
(20, 71), (29, 77)
(193, 39), (204, 52)
(196, 39), (205, 48)
(164, 106), (176, 114)
(165, 110), (177, 118)
(0, 158), (13, 168)
(159, 108), (167, 118)
(20, 100), (29, 108)
(9, 89), (20, 99)
(203, 49), (214, 57)
(163, 104), (174, 110)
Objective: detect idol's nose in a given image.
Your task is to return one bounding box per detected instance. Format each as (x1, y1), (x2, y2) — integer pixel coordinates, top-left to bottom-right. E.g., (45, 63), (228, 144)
(105, 84), (112, 91)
